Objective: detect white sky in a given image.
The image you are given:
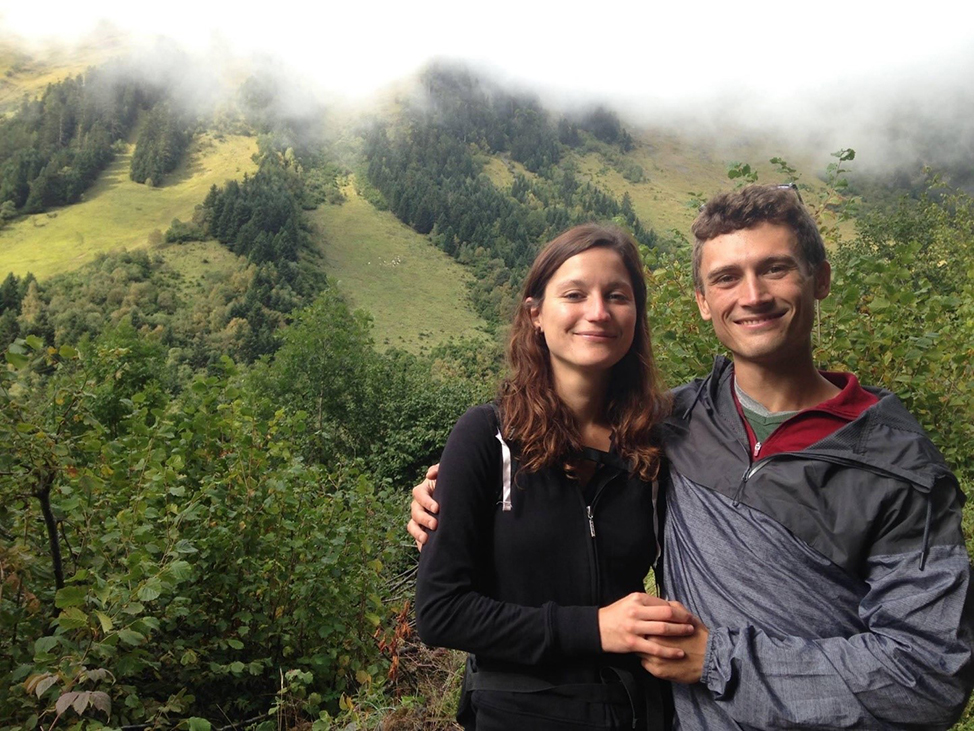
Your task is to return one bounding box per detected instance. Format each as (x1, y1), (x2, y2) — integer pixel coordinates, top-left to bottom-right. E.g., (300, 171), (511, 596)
(2, 0), (972, 103)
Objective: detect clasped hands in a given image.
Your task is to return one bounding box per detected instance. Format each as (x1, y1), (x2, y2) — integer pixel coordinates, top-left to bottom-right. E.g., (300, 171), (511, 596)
(408, 465), (708, 684)
(598, 591), (707, 684)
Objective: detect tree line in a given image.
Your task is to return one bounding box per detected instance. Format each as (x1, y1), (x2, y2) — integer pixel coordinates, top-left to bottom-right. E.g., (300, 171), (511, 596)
(129, 102), (194, 187)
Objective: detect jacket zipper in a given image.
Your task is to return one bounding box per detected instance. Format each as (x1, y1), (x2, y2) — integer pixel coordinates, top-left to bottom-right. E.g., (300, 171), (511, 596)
(581, 470), (616, 602)
(732, 449), (935, 506)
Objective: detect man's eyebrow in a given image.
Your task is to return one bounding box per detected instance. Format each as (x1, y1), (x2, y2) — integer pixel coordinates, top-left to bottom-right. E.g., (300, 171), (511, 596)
(706, 256), (800, 281)
(705, 265), (740, 282)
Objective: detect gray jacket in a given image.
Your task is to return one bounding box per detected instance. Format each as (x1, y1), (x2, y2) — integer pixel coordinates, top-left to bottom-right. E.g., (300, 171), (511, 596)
(661, 357), (974, 729)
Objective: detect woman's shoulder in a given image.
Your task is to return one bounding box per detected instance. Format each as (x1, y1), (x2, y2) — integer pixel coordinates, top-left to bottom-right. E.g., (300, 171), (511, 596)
(448, 402), (502, 442)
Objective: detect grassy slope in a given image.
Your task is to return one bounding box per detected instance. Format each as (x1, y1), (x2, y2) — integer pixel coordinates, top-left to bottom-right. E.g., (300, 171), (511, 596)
(571, 129), (854, 244)
(0, 133), (258, 279)
(157, 239), (247, 298)
(309, 177), (489, 353)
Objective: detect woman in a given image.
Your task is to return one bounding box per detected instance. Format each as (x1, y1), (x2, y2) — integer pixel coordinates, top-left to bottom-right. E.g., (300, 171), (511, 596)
(415, 224), (693, 730)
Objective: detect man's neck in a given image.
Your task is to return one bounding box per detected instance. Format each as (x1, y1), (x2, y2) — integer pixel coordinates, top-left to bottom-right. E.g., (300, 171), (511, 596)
(732, 358), (840, 413)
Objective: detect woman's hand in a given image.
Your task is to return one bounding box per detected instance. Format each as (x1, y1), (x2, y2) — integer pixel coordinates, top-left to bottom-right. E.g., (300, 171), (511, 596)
(598, 592), (695, 658)
(407, 464), (440, 550)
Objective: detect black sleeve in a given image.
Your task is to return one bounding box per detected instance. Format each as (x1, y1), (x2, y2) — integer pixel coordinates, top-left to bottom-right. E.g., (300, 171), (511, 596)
(415, 405), (601, 664)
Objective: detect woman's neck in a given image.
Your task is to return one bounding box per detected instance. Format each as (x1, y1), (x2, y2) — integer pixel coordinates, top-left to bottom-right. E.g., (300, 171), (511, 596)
(554, 370), (611, 450)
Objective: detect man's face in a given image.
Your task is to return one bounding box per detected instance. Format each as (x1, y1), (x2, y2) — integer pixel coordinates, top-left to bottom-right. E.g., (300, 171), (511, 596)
(694, 222), (831, 369)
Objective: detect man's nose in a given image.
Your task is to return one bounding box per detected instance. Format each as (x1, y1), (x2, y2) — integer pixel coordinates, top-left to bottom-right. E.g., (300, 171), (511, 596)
(740, 273), (771, 306)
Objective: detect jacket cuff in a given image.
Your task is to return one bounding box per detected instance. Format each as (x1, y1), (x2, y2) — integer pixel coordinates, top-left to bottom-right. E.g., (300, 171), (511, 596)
(549, 604), (602, 657)
(702, 626), (739, 699)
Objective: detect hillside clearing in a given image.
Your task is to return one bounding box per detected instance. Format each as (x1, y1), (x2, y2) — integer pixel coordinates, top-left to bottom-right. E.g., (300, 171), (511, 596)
(0, 133), (258, 279)
(309, 178), (490, 353)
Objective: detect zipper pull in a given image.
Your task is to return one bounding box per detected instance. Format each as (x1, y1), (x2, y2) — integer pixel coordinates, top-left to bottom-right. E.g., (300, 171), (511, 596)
(753, 441), (762, 459)
(586, 505), (596, 538)
(733, 468), (749, 507)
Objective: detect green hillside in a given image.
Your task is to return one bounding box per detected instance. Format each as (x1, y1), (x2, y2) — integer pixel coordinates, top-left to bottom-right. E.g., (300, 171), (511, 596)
(309, 177), (489, 352)
(0, 132), (257, 279)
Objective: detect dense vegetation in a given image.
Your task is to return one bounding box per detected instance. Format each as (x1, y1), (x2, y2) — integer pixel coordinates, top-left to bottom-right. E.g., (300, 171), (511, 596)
(1, 55), (973, 730)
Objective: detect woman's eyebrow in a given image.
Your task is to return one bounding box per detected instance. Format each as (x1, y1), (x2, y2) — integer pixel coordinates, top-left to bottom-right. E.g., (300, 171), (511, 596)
(555, 278), (632, 289)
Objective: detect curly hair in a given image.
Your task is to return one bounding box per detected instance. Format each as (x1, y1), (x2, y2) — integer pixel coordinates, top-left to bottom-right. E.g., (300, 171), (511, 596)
(691, 184), (825, 291)
(497, 223), (668, 482)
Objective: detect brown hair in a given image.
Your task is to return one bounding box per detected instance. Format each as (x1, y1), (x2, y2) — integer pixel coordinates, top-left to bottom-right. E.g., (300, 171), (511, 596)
(498, 223), (668, 482)
(691, 184), (825, 291)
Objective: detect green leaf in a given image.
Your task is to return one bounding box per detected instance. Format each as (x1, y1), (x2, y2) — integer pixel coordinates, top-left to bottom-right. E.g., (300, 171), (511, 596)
(226, 638), (244, 650)
(5, 350), (28, 368)
(167, 560), (193, 582)
(187, 718), (212, 731)
(56, 607), (88, 630)
(175, 539), (198, 554)
(117, 629), (146, 646)
(25, 335), (44, 350)
(137, 577), (162, 602)
(94, 611), (114, 633)
(58, 344), (78, 359)
(229, 661), (245, 674)
(55, 586), (86, 609)
(34, 636), (58, 656)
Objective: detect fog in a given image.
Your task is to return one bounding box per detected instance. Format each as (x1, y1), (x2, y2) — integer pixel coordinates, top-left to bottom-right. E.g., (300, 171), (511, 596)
(3, 0), (973, 179)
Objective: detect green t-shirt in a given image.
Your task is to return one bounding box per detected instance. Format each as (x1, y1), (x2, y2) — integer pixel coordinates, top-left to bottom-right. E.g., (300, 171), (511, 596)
(735, 380), (799, 444)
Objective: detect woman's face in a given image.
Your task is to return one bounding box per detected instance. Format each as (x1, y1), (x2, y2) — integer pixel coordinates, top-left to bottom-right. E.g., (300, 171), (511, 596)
(531, 247), (637, 383)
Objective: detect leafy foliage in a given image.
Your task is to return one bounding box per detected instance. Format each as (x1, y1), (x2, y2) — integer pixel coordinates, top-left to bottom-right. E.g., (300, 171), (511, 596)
(0, 341), (409, 728)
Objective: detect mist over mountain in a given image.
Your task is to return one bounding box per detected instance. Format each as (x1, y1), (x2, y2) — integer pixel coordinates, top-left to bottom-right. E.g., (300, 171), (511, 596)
(3, 0), (973, 190)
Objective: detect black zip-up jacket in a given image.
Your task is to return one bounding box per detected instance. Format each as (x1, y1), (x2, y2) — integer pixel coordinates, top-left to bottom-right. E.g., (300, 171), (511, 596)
(415, 404), (662, 702)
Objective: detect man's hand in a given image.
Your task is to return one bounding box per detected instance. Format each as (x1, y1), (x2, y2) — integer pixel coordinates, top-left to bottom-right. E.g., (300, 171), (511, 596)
(598, 593), (695, 658)
(639, 612), (709, 684)
(407, 464), (440, 550)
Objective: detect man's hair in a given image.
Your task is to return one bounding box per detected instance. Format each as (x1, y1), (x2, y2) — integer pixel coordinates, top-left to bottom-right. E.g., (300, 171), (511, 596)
(499, 223), (668, 482)
(691, 184), (825, 291)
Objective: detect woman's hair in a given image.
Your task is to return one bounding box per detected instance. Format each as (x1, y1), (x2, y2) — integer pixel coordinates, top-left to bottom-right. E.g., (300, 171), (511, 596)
(498, 223), (668, 482)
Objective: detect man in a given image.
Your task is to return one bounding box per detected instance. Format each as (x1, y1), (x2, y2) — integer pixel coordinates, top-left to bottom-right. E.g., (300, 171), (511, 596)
(409, 184), (974, 729)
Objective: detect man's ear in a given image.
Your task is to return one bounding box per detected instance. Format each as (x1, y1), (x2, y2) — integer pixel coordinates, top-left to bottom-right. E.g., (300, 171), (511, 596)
(814, 260), (832, 300)
(695, 287), (713, 321)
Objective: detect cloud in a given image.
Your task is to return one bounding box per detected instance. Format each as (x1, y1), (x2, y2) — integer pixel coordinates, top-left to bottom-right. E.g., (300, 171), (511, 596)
(3, 0), (973, 176)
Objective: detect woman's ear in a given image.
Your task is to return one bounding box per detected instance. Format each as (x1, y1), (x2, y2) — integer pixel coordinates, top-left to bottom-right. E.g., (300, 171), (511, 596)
(527, 297), (542, 331)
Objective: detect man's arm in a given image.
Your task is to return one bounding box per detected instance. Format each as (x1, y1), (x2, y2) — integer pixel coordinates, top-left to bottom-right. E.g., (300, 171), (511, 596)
(407, 464), (439, 549)
(645, 475), (974, 729)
